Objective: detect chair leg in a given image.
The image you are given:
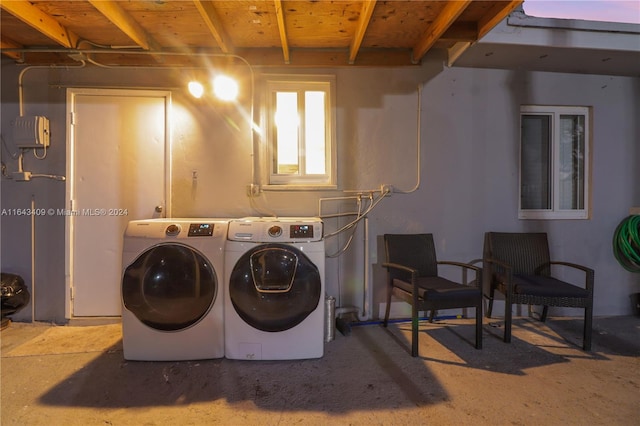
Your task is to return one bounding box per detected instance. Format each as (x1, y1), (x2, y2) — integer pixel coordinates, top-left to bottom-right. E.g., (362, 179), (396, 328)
(540, 305), (549, 322)
(504, 294), (512, 343)
(583, 305), (593, 351)
(383, 285), (392, 328)
(486, 287), (495, 318)
(475, 304), (483, 349)
(411, 304), (419, 357)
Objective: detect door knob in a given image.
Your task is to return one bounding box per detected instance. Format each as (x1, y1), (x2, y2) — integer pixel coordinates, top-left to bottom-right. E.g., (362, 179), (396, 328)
(155, 205), (163, 213)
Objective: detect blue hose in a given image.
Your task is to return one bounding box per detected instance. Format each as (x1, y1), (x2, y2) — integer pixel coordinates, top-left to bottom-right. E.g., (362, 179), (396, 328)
(351, 314), (464, 327)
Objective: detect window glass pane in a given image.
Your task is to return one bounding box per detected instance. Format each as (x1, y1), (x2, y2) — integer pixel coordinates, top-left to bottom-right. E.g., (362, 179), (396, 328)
(521, 115), (551, 209)
(275, 92), (299, 174)
(304, 91), (326, 174)
(559, 115), (585, 210)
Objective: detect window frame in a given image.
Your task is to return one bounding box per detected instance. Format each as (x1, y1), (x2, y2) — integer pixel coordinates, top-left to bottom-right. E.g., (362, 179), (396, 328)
(518, 105), (591, 220)
(259, 74), (337, 190)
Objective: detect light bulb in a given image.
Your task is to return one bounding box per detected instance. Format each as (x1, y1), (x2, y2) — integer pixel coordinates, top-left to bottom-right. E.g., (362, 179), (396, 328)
(213, 75), (238, 101)
(188, 81), (204, 99)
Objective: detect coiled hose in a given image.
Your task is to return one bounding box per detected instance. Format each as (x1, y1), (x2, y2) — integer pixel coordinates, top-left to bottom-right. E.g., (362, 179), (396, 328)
(613, 215), (640, 272)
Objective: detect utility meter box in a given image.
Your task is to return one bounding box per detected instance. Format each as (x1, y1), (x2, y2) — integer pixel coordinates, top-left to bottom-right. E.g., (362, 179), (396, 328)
(11, 115), (50, 149)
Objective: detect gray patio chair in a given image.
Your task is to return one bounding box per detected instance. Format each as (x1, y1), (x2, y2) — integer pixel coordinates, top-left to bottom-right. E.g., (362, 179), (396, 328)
(382, 234), (483, 357)
(483, 232), (594, 350)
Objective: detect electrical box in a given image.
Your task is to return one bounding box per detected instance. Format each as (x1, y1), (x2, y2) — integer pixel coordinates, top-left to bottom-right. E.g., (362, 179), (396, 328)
(11, 115), (50, 149)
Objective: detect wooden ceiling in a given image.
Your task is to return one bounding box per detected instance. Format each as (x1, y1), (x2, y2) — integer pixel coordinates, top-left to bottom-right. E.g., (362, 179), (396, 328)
(1, 0), (523, 67)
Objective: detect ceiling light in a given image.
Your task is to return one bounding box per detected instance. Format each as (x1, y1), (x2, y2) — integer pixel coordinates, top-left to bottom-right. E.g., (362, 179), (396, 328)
(188, 81), (204, 99)
(213, 75), (238, 101)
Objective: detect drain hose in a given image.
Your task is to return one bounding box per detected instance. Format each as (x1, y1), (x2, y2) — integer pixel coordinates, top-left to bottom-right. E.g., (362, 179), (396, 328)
(613, 215), (640, 272)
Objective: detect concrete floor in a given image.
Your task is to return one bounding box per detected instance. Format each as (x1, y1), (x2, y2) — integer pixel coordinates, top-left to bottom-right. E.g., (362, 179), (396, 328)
(1, 315), (639, 425)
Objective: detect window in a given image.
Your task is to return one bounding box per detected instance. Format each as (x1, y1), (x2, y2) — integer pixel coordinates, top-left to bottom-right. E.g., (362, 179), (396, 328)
(519, 105), (591, 219)
(262, 75), (336, 188)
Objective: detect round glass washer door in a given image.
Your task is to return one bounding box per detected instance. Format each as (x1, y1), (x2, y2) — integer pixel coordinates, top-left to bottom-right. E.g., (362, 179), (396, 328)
(122, 243), (217, 331)
(229, 243), (321, 332)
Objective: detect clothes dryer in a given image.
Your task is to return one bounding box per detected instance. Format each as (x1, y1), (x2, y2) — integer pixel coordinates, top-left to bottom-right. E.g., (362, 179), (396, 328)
(121, 219), (228, 361)
(224, 217), (325, 360)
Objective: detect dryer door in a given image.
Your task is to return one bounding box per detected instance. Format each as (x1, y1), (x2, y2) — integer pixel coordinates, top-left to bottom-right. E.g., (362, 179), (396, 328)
(229, 243), (321, 332)
(122, 243), (217, 331)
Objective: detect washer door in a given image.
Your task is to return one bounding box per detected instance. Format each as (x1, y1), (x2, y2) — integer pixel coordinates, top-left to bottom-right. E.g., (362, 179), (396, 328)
(229, 243), (321, 332)
(122, 243), (217, 331)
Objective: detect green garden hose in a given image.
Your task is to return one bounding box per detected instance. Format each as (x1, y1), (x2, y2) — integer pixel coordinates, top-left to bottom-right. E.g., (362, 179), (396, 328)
(613, 215), (640, 272)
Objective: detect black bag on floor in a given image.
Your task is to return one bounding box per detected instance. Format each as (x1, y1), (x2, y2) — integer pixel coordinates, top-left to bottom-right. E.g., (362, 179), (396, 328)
(1, 273), (30, 317)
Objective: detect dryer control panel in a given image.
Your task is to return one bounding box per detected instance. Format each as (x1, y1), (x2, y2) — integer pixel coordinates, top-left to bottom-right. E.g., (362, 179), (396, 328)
(228, 218), (323, 242)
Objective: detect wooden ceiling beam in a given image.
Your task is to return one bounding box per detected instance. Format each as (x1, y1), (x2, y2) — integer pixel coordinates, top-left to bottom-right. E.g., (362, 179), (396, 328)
(477, 0), (524, 39)
(441, 22), (478, 42)
(274, 0), (290, 64)
(0, 0), (79, 48)
(349, 0), (377, 65)
(1, 37), (24, 60)
(88, 0), (159, 51)
(193, 0), (234, 54)
(446, 0), (522, 68)
(412, 0), (472, 63)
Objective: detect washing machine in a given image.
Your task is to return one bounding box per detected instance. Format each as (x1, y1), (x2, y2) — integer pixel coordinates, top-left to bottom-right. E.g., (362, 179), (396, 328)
(224, 217), (325, 360)
(121, 218), (228, 361)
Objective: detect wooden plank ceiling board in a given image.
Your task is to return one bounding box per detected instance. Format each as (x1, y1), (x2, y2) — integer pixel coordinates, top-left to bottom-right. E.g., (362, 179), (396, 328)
(0, 0), (523, 67)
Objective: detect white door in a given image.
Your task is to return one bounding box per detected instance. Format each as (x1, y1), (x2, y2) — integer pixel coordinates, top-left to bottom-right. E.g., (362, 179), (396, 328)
(66, 89), (171, 317)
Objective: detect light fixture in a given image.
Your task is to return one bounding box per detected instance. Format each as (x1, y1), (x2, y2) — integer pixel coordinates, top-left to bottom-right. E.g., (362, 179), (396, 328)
(213, 75), (239, 101)
(188, 81), (204, 99)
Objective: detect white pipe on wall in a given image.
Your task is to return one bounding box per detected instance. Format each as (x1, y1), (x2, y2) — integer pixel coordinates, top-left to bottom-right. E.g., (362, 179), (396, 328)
(357, 217), (371, 321)
(30, 194), (36, 323)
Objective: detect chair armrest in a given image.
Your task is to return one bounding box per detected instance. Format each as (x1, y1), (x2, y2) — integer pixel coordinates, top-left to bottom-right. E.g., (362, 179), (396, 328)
(381, 262), (420, 299)
(438, 260), (482, 273)
(483, 257), (512, 272)
(548, 261), (595, 293)
(483, 257), (515, 294)
(468, 258), (483, 267)
(437, 260), (482, 287)
(436, 260), (482, 289)
(381, 262), (418, 275)
(381, 262), (419, 284)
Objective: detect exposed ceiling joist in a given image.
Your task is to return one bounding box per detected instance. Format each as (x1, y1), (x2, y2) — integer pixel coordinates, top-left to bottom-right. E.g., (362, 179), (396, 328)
(0, 36), (22, 60)
(412, 0), (472, 63)
(274, 0), (290, 64)
(193, 0), (234, 54)
(441, 22), (478, 42)
(88, 0), (159, 51)
(349, 0), (377, 65)
(445, 0), (524, 68)
(478, 0), (524, 39)
(0, 0), (79, 49)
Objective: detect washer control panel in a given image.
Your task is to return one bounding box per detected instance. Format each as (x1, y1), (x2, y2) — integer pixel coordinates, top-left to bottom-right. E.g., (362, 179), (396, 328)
(290, 224), (314, 239)
(228, 218), (323, 242)
(187, 223), (215, 237)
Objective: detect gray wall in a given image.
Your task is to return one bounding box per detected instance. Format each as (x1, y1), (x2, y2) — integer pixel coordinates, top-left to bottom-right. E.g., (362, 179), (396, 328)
(1, 56), (638, 323)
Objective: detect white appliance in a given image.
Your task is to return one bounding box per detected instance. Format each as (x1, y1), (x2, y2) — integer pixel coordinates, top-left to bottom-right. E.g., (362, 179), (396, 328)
(224, 217), (325, 360)
(121, 219), (228, 361)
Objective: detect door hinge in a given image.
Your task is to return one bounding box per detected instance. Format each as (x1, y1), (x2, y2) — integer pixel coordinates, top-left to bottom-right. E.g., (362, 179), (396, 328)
(69, 111), (76, 126)
(70, 286), (74, 301)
